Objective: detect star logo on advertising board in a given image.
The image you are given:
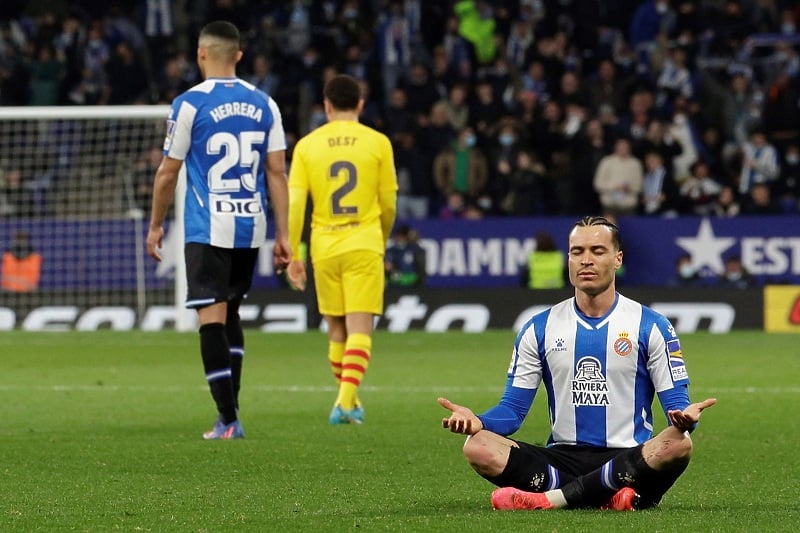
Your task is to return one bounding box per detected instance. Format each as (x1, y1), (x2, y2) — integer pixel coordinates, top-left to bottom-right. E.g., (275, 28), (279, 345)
(675, 218), (736, 274)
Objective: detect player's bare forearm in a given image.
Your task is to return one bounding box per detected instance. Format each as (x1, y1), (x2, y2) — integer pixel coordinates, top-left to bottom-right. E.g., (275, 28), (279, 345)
(149, 158), (180, 228)
(265, 150), (291, 271)
(266, 153), (290, 242)
(147, 157), (181, 261)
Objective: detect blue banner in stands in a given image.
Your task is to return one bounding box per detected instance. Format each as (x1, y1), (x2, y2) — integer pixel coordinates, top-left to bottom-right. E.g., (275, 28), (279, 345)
(1, 216), (798, 290)
(388, 216), (800, 288)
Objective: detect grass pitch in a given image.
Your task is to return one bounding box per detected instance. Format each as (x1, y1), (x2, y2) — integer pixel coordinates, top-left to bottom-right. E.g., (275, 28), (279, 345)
(0, 330), (798, 531)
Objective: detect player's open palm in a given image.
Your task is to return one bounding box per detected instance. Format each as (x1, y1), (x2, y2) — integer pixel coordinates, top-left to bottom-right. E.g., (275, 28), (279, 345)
(438, 397), (483, 435)
(668, 397), (717, 432)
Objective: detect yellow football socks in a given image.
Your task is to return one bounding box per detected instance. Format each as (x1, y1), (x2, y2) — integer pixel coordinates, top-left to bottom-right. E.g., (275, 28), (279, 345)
(329, 340), (362, 408)
(328, 341), (345, 384)
(336, 333), (371, 410)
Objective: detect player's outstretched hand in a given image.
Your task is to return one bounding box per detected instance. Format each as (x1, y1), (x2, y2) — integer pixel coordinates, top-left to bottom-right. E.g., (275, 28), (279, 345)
(438, 397), (483, 435)
(146, 226), (164, 262)
(668, 397), (717, 432)
(287, 259), (307, 291)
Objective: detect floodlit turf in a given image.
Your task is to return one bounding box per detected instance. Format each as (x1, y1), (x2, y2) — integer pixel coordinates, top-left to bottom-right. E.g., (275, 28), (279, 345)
(0, 329), (798, 531)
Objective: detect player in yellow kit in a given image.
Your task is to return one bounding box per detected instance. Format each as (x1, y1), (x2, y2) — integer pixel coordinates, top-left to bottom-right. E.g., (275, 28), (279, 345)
(287, 74), (397, 424)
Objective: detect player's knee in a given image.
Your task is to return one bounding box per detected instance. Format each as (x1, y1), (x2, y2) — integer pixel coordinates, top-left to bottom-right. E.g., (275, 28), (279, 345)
(462, 433), (503, 476)
(656, 431), (693, 469)
(462, 433), (485, 463)
(671, 432), (693, 462)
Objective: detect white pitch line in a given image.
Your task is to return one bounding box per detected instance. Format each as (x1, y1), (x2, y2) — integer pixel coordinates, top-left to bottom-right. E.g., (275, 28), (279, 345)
(0, 385), (798, 394)
(0, 384), (499, 393)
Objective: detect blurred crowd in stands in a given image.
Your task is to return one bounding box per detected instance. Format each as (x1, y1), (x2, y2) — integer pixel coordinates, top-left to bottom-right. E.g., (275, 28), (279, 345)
(2, 0), (800, 220)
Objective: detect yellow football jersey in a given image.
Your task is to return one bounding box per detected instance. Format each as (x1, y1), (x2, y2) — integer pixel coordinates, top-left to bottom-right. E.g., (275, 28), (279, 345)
(288, 119), (397, 262)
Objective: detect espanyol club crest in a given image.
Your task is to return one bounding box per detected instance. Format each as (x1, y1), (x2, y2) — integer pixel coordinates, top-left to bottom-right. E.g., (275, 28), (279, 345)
(613, 333), (633, 357)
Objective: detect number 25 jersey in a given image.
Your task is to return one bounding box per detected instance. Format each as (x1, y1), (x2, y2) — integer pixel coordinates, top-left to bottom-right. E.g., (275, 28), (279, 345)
(163, 77), (286, 249)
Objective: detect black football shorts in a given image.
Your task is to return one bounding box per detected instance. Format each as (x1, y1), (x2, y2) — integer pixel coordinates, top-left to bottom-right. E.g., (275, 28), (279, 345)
(496, 442), (674, 508)
(184, 243), (259, 309)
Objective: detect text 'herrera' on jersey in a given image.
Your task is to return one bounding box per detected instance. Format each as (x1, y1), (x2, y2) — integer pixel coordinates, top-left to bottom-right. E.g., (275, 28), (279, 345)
(163, 77), (287, 249)
(508, 293), (690, 448)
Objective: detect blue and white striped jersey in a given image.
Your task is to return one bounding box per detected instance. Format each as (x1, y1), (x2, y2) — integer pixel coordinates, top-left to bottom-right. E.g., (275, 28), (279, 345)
(478, 293), (691, 449)
(163, 77), (286, 248)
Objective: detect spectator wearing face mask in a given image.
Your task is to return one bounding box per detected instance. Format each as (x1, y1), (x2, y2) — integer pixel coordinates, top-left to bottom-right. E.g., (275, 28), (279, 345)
(669, 254), (702, 288)
(487, 120), (522, 213)
(717, 255), (756, 289)
(779, 7), (797, 36)
(629, 0), (676, 75)
(629, 0), (673, 49)
(433, 126), (489, 212)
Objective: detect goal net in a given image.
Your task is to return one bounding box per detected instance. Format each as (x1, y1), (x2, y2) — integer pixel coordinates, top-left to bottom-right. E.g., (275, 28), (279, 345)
(0, 105), (193, 331)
